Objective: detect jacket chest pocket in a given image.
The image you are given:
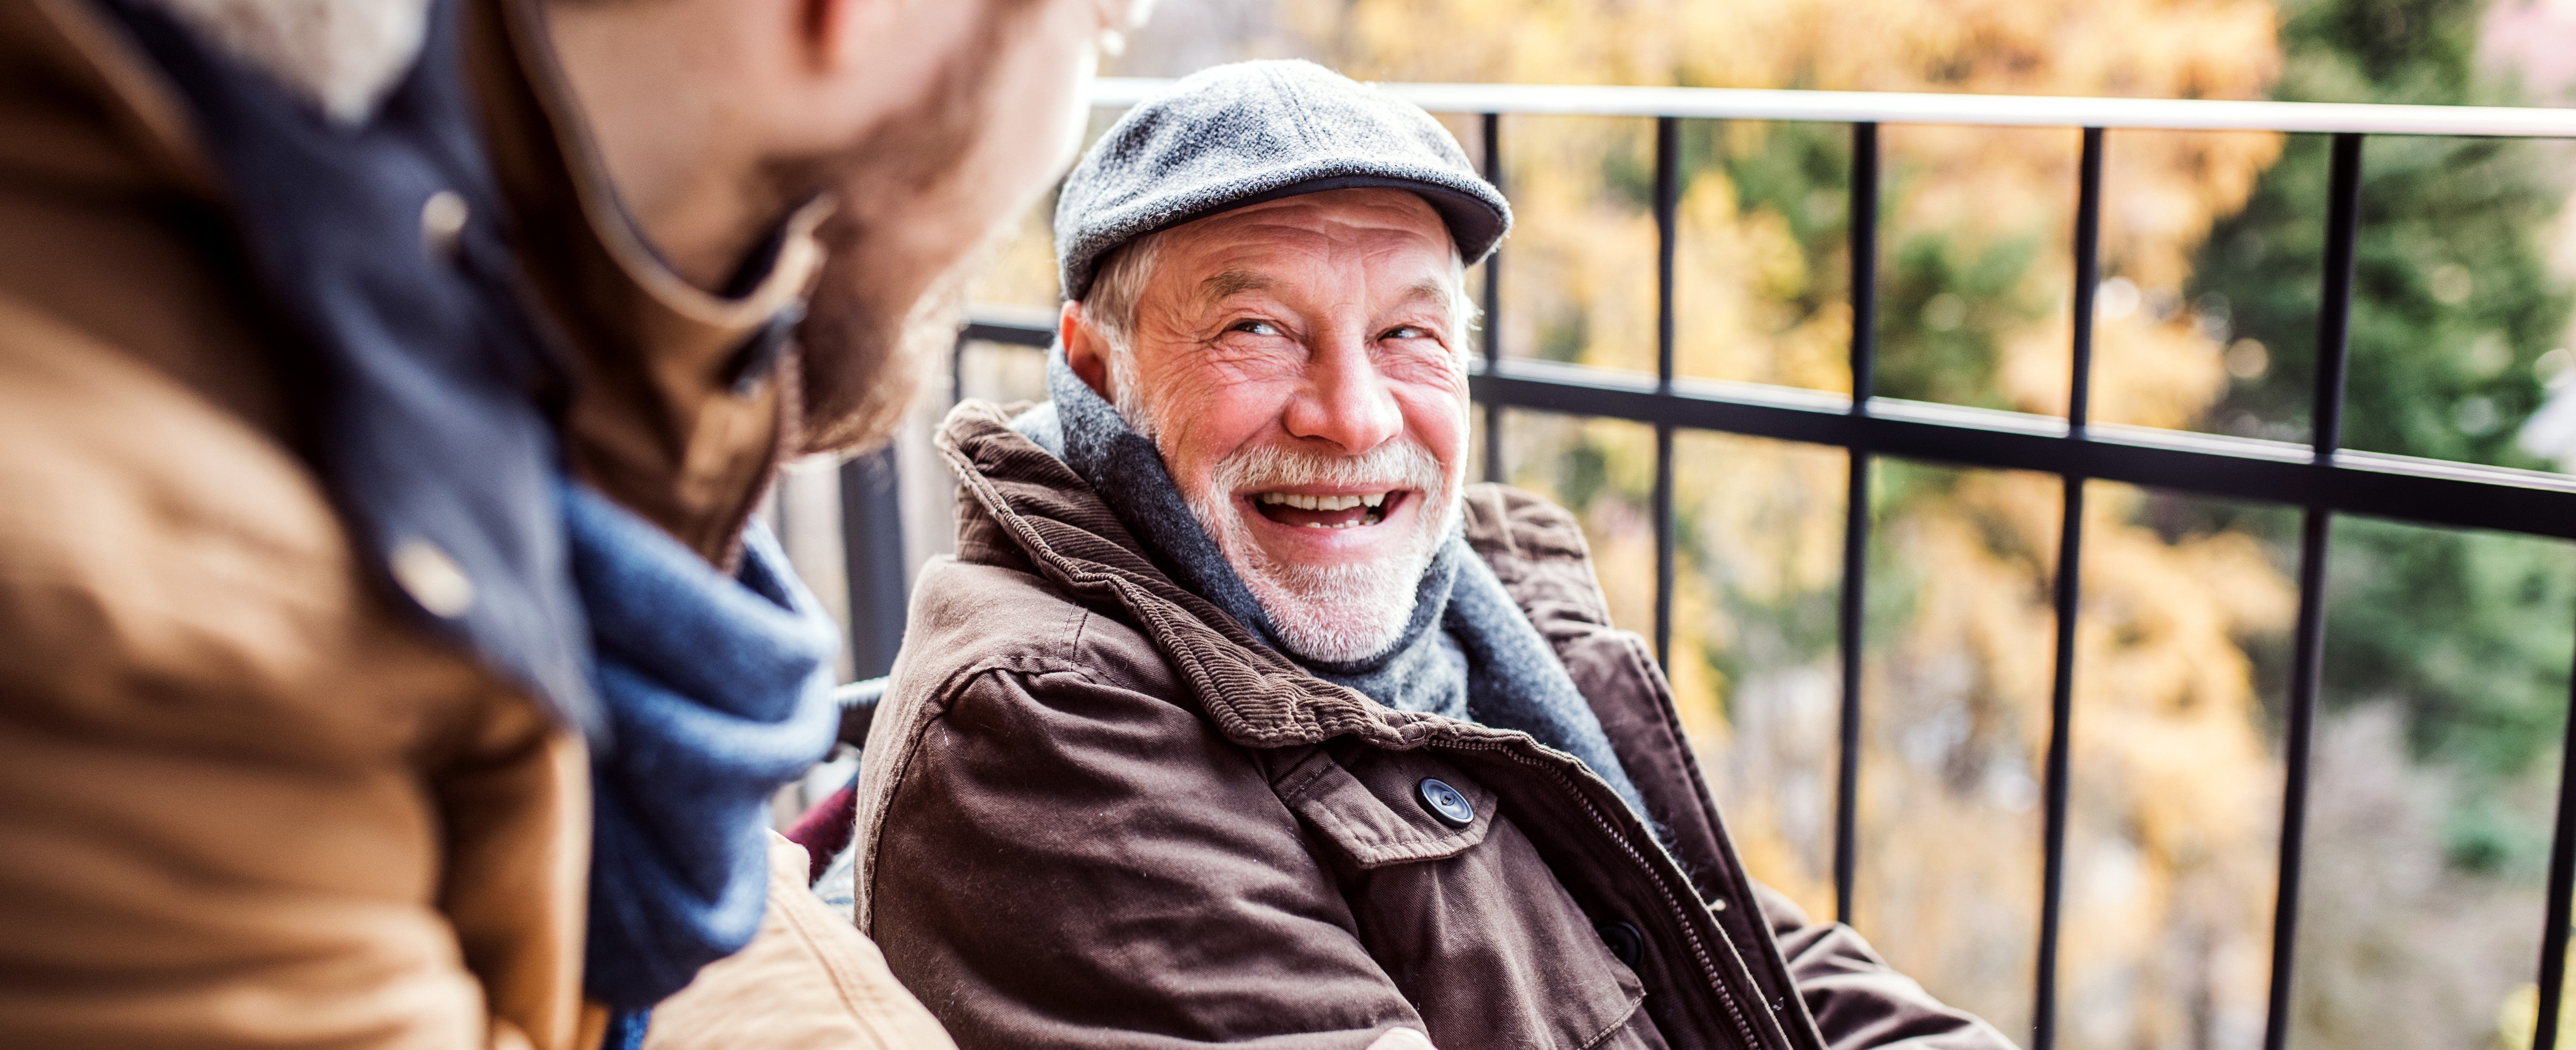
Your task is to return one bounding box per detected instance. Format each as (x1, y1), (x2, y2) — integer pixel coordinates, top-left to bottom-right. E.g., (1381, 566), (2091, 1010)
(1273, 746), (1666, 1050)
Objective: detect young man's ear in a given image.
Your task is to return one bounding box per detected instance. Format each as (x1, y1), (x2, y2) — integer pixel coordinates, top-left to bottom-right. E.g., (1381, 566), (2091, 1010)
(1061, 299), (1117, 402)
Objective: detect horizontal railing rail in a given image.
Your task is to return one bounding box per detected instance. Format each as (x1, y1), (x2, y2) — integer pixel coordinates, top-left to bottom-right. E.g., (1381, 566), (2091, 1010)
(1091, 76), (2576, 136)
(930, 79), (2576, 1050)
(960, 317), (2576, 539)
(1474, 357), (2576, 539)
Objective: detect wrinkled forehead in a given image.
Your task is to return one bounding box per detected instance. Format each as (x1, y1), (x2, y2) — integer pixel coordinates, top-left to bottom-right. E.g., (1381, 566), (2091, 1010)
(1145, 188), (1460, 309)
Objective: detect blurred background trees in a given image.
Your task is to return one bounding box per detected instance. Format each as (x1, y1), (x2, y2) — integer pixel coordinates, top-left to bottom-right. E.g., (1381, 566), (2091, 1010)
(947, 0), (2576, 1045)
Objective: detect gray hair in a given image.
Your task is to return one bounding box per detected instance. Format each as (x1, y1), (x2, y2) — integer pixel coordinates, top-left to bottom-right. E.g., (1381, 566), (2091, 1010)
(1077, 229), (1479, 434)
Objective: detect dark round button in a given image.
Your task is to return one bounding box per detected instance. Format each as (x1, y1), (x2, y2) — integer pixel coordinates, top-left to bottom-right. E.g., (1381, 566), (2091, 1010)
(1596, 920), (1645, 967)
(1415, 778), (1475, 828)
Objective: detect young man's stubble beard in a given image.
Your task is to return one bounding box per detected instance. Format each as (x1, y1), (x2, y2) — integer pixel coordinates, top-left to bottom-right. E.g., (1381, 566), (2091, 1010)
(785, 0), (1044, 456)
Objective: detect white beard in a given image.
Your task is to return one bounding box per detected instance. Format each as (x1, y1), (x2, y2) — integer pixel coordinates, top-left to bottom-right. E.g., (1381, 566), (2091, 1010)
(1171, 435), (1461, 663)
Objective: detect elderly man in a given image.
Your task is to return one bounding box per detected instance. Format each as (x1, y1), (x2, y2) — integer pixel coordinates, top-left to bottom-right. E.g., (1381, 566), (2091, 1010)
(0, 0), (1128, 1046)
(853, 61), (2011, 1050)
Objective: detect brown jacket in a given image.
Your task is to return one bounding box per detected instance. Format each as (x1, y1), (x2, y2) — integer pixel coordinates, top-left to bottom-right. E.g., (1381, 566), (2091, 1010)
(853, 402), (2011, 1050)
(0, 1), (946, 1046)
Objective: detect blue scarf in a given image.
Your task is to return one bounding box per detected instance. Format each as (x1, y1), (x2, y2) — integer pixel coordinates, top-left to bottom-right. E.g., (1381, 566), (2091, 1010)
(567, 483), (844, 1009)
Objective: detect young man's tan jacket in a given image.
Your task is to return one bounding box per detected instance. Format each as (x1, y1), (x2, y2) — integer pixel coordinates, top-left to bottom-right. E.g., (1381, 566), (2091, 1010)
(0, 2), (950, 1046)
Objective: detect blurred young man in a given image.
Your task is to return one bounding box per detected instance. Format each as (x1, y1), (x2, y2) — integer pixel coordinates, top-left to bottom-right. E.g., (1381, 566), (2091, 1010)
(0, 0), (1130, 1045)
(852, 61), (2012, 1050)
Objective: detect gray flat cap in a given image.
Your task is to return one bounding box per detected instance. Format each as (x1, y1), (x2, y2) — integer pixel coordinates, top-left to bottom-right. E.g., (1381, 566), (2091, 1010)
(1055, 60), (1512, 301)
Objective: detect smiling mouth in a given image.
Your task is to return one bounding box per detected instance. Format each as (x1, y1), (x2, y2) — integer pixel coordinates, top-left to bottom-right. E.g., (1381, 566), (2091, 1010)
(1250, 490), (1402, 530)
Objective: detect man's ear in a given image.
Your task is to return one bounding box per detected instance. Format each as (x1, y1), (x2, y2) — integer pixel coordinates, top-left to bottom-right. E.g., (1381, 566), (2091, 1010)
(1061, 300), (1117, 401)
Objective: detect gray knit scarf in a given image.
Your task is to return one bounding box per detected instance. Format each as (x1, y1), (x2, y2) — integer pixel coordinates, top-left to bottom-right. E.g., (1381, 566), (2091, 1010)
(1019, 352), (1648, 818)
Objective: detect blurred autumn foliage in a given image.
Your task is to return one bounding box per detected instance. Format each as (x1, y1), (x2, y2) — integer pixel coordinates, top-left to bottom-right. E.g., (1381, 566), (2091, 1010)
(948, 0), (2576, 1047)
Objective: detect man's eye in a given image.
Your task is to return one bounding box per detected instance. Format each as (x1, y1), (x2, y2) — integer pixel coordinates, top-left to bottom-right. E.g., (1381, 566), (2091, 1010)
(1384, 326), (1428, 340)
(1231, 320), (1279, 336)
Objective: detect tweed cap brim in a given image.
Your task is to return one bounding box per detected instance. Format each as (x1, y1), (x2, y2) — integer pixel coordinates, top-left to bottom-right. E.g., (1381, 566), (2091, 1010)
(1055, 60), (1511, 301)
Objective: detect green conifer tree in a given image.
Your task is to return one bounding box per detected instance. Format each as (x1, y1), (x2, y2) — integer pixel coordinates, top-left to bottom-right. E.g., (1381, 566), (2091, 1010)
(2189, 0), (2576, 872)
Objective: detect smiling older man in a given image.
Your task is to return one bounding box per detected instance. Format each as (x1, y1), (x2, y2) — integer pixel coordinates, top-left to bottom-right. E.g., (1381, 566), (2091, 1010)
(851, 61), (2012, 1050)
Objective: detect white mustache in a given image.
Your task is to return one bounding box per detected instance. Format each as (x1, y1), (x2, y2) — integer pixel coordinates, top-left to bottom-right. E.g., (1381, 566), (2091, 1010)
(1207, 438), (1445, 496)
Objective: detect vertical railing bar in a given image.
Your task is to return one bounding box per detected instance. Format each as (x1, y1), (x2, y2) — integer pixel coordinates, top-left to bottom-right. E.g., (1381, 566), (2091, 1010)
(2066, 127), (2104, 434)
(1849, 124), (1879, 407)
(2033, 477), (2084, 1050)
(838, 447), (910, 681)
(2034, 125), (2104, 1050)
(950, 331), (968, 408)
(2262, 510), (2332, 1050)
(1482, 111), (1506, 485)
(2537, 634), (2576, 1050)
(2311, 134), (2364, 458)
(1652, 115), (1680, 668)
(1654, 427), (1676, 667)
(1836, 457), (1868, 924)
(1656, 117), (1679, 395)
(1835, 121), (1879, 927)
(2262, 129), (2362, 1050)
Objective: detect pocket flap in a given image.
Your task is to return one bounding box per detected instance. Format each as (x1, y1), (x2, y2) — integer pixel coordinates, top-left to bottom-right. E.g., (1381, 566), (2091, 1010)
(1275, 749), (1496, 869)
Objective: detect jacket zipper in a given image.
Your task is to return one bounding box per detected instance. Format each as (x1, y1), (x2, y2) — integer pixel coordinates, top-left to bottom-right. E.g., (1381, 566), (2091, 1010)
(1440, 738), (1770, 1050)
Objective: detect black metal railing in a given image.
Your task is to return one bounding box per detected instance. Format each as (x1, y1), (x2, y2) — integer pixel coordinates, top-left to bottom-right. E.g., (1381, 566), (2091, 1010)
(924, 82), (2576, 1050)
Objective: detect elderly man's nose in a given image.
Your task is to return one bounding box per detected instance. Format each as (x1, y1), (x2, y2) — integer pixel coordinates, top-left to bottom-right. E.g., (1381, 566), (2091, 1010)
(1285, 352), (1404, 454)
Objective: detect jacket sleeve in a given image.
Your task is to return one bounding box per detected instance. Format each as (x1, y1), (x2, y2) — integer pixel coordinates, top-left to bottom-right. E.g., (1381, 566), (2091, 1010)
(861, 665), (1434, 1050)
(643, 832), (958, 1050)
(0, 307), (587, 1050)
(1753, 883), (2019, 1050)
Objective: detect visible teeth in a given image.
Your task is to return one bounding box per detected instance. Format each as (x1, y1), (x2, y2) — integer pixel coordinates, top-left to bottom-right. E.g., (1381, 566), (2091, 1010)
(1255, 491), (1391, 511)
